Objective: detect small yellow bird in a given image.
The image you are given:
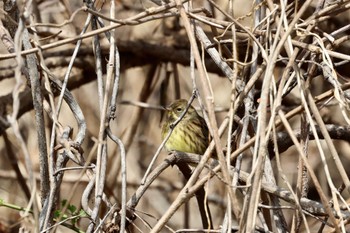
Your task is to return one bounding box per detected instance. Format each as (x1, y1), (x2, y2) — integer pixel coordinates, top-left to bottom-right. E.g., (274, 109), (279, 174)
(161, 99), (209, 155)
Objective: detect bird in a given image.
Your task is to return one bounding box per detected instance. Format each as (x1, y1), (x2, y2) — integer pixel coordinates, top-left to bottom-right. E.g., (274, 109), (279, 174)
(161, 99), (209, 155)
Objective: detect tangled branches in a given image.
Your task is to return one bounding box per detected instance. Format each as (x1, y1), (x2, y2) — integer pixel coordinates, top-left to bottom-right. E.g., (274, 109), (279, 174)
(0, 0), (350, 232)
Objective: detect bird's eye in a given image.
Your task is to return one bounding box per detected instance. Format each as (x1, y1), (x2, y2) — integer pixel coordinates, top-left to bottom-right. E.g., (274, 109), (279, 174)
(176, 107), (182, 112)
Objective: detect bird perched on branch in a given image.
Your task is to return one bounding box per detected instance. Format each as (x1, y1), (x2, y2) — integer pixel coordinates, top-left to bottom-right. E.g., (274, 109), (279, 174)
(161, 99), (209, 155)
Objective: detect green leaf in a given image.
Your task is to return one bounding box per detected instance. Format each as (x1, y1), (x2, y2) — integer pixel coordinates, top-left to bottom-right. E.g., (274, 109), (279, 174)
(68, 204), (77, 214)
(54, 210), (61, 219)
(78, 209), (88, 217)
(61, 199), (68, 207)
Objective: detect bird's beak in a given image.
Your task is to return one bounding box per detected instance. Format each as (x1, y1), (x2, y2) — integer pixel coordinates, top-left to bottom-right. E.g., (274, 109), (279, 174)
(162, 106), (170, 111)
